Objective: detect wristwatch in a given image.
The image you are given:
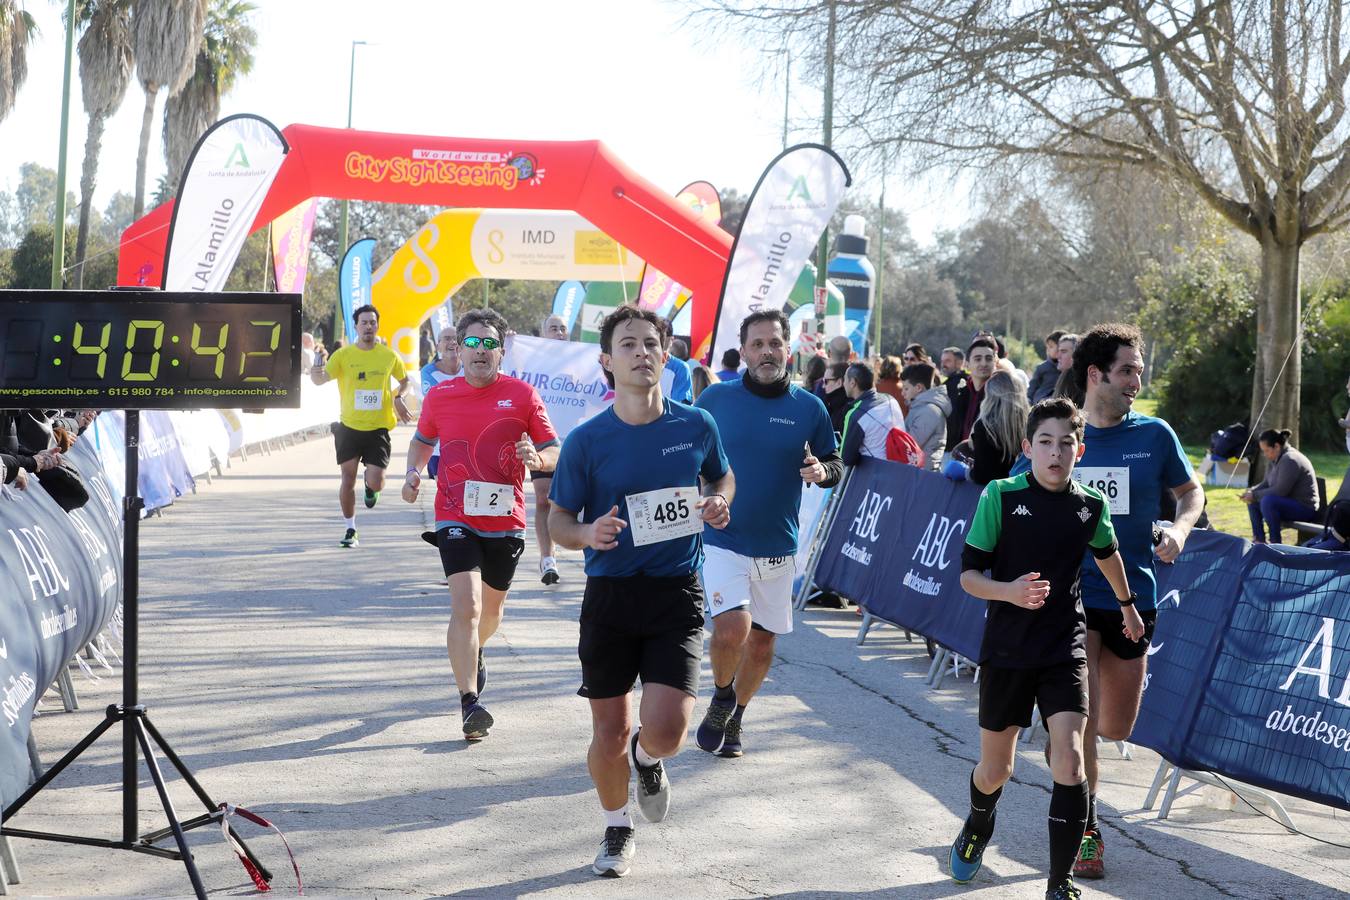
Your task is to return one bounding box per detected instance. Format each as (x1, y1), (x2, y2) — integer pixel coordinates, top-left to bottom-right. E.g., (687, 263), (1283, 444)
(1119, 592), (1138, 608)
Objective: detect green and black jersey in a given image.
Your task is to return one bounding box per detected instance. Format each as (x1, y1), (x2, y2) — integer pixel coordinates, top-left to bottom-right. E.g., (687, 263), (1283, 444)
(961, 472), (1117, 668)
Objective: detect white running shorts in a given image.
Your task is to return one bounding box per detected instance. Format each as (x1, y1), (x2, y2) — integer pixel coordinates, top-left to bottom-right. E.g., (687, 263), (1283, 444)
(702, 544), (796, 635)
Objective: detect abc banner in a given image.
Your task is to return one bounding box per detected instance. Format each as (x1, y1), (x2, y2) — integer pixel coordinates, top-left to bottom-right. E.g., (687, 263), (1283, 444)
(162, 114), (289, 292)
(501, 335), (612, 440)
(812, 459), (986, 660)
(710, 145), (851, 365)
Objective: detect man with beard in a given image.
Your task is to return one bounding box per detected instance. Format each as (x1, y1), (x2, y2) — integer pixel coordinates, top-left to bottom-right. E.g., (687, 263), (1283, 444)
(693, 310), (843, 757)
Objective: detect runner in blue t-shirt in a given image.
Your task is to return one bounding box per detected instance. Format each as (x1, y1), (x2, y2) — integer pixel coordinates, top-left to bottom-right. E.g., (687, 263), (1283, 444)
(660, 355), (694, 404)
(692, 309), (842, 758)
(1014, 323), (1203, 881)
(548, 306), (734, 879)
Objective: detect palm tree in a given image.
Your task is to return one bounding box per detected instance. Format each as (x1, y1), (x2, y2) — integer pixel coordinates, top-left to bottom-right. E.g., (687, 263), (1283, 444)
(131, 0), (206, 218)
(162, 0), (255, 189)
(0, 1), (38, 124)
(73, 0), (134, 287)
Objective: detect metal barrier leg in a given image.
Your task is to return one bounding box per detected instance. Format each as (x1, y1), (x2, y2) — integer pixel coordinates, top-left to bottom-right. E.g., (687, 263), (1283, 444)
(855, 610), (875, 646)
(1158, 766), (1185, 819)
(57, 669), (78, 712)
(0, 829), (20, 888)
(927, 648), (950, 686)
(1143, 759), (1171, 810)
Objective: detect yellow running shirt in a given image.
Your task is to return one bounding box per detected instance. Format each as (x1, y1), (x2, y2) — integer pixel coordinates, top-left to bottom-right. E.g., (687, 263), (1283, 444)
(326, 343), (408, 431)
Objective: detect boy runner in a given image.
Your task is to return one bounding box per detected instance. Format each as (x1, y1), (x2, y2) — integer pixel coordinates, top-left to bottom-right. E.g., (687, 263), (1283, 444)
(548, 306), (734, 878)
(950, 397), (1143, 900)
(402, 308), (559, 740)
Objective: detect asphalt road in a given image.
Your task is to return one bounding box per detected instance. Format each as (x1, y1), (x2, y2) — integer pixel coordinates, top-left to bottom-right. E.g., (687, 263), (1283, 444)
(10, 428), (1350, 898)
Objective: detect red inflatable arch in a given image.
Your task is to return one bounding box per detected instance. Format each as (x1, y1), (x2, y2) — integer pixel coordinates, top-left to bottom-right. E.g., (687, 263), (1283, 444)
(118, 123), (732, 351)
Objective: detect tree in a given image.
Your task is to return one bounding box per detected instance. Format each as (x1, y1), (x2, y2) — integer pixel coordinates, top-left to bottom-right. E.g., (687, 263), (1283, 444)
(0, 1), (36, 123)
(10, 224), (77, 288)
(73, 0), (134, 287)
(130, 0), (205, 218)
(703, 1), (1350, 444)
(162, 0), (256, 188)
(14, 162), (75, 232)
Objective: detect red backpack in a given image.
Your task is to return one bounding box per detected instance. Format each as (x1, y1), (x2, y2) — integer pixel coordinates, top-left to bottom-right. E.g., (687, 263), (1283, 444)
(885, 428), (925, 467)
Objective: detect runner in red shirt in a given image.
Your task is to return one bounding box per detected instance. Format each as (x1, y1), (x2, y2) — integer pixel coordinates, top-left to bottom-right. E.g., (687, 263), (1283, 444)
(402, 308), (559, 740)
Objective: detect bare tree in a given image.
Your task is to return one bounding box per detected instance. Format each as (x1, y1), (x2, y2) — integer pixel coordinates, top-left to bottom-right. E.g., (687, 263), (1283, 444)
(131, 0), (206, 218)
(698, 1), (1350, 441)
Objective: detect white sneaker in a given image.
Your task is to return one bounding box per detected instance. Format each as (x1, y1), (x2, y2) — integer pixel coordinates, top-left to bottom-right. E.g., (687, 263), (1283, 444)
(630, 730), (671, 823)
(592, 826), (635, 877)
(540, 556), (560, 585)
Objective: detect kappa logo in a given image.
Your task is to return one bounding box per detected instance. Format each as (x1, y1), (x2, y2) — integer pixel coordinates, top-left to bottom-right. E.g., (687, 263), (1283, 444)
(1013, 505), (1031, 516)
(497, 399), (513, 408)
(1079, 507), (1091, 523)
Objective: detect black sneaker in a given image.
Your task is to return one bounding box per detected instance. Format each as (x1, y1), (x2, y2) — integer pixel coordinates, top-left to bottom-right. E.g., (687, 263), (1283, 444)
(1046, 878), (1082, 900)
(339, 527), (358, 548)
(949, 814), (994, 883)
(592, 826), (635, 877)
(363, 484), (379, 508)
(629, 730), (671, 823)
(719, 716), (744, 758)
(476, 647), (486, 695)
(696, 697), (735, 753)
(462, 702), (493, 741)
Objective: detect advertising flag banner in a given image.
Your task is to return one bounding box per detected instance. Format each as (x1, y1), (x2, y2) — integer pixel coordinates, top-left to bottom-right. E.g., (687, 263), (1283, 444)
(710, 145), (850, 365)
(340, 238), (378, 344)
(429, 298), (455, 335)
(552, 280), (585, 332)
(270, 198), (318, 294)
(162, 114), (289, 292)
(637, 181), (722, 316)
(501, 334), (612, 440)
(578, 282), (636, 344)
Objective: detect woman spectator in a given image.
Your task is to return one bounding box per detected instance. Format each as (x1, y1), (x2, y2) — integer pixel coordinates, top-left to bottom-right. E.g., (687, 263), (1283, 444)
(901, 363), (949, 471)
(967, 371), (1030, 485)
(801, 355), (827, 395)
(690, 363), (717, 400)
(1241, 428), (1318, 544)
(876, 356), (907, 414)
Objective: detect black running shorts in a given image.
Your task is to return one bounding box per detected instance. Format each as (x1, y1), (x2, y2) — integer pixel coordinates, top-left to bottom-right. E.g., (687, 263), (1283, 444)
(1084, 608), (1157, 661)
(577, 574), (704, 700)
(436, 526), (524, 591)
(978, 659), (1088, 732)
(333, 423), (391, 468)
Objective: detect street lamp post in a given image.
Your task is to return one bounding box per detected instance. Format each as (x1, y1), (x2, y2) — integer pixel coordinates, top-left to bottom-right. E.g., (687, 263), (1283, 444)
(50, 0), (78, 290)
(336, 40), (367, 341)
(814, 0), (836, 338)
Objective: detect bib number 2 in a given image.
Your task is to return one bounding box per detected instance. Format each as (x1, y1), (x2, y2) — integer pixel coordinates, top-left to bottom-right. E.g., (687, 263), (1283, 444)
(464, 480), (513, 516)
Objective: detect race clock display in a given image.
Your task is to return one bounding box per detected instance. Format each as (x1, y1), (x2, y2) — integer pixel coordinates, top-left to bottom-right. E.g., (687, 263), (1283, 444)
(0, 290), (302, 409)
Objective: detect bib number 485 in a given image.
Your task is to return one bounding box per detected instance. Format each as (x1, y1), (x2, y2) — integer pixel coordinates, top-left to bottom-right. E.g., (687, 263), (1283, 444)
(652, 498), (690, 524)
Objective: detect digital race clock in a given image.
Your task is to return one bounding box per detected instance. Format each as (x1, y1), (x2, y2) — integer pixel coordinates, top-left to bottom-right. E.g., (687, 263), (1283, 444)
(0, 290), (301, 409)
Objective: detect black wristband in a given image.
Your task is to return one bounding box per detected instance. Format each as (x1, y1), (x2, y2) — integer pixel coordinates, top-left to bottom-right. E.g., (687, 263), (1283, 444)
(1119, 592), (1138, 608)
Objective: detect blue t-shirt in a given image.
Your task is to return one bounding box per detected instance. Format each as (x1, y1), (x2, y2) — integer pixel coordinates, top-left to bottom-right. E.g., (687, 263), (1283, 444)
(550, 400), (729, 578)
(696, 379), (836, 557)
(660, 357), (693, 404)
(1012, 411), (1193, 611)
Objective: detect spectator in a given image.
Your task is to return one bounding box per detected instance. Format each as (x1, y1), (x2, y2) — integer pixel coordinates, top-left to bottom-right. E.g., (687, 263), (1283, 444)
(939, 347), (965, 378)
(1053, 332), (1084, 405)
(802, 355), (827, 395)
(1241, 428), (1318, 544)
(876, 356), (907, 413)
(903, 343), (931, 366)
(669, 337), (691, 362)
(840, 362), (906, 465)
(827, 334), (854, 364)
(419, 325), (436, 367)
(967, 371), (1031, 485)
(901, 363), (949, 471)
(301, 332), (317, 374)
(946, 336), (998, 455)
(690, 363), (717, 400)
(1337, 373), (1350, 455)
(716, 348), (741, 381)
(1026, 329), (1065, 403)
(821, 362), (852, 433)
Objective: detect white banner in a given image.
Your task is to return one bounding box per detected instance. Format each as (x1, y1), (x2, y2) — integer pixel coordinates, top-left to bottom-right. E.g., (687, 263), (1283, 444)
(501, 335), (612, 440)
(163, 114), (289, 292)
(711, 144), (850, 364)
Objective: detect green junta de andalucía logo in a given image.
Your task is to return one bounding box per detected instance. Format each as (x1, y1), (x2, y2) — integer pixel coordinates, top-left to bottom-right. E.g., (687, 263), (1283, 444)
(786, 175), (813, 204)
(223, 142), (251, 169)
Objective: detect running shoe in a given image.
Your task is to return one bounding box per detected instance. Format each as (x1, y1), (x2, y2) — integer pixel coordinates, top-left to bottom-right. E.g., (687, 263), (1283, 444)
(719, 716), (744, 758)
(477, 647), (486, 695)
(540, 556), (560, 586)
(949, 814), (994, 884)
(1074, 829), (1104, 879)
(1046, 877), (1083, 900)
(363, 484), (379, 508)
(629, 730), (671, 823)
(696, 697), (735, 753)
(592, 826), (635, 877)
(461, 702), (493, 741)
(339, 527), (359, 548)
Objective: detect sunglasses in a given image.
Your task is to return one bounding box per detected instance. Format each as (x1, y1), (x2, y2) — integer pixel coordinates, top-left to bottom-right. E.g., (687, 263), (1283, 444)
(461, 336), (502, 350)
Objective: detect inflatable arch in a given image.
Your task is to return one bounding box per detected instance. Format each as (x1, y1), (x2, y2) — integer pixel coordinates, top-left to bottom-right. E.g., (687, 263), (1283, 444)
(117, 124), (733, 354)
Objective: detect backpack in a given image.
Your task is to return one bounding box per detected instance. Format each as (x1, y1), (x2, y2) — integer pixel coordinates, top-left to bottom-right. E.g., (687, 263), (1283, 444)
(885, 428), (925, 467)
(1208, 421), (1250, 460)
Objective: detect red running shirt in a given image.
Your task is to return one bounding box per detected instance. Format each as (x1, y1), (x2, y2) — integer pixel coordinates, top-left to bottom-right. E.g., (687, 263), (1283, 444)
(415, 375), (559, 536)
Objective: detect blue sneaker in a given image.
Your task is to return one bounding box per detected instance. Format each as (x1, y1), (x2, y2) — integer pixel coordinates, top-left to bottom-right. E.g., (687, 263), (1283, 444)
(950, 815), (993, 883)
(462, 702), (493, 741)
(719, 716), (743, 758)
(696, 697), (735, 753)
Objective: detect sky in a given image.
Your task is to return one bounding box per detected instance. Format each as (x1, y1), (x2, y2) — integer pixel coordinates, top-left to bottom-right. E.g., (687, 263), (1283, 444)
(0, 0), (970, 245)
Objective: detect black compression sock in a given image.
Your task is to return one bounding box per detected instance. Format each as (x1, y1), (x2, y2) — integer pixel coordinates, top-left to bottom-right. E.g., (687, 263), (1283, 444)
(732, 704), (746, 722)
(967, 771), (1002, 838)
(1048, 780), (1089, 885)
(714, 681), (735, 702)
(1085, 792), (1099, 833)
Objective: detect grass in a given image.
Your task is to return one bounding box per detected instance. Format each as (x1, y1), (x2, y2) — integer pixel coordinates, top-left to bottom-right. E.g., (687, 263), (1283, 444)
(1130, 397), (1344, 540)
